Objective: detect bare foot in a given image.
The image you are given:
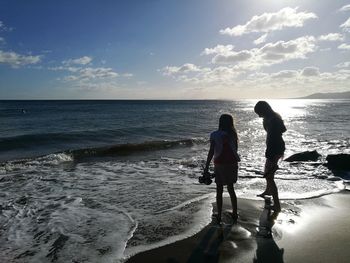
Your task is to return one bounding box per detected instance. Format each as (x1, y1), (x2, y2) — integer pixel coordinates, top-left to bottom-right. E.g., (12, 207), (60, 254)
(231, 213), (238, 223)
(270, 211), (280, 221)
(257, 191), (271, 198)
(270, 205), (281, 213)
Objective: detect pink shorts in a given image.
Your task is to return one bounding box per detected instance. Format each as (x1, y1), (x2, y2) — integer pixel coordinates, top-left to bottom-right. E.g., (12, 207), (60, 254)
(214, 163), (238, 185)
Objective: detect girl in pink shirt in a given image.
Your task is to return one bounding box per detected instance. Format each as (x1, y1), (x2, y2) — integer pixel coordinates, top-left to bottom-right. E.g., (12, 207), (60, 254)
(204, 114), (240, 224)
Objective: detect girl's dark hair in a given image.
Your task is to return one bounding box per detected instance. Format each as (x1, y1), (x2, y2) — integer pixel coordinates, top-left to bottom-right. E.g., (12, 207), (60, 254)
(219, 114), (238, 147)
(254, 101), (274, 117)
(254, 101), (283, 120)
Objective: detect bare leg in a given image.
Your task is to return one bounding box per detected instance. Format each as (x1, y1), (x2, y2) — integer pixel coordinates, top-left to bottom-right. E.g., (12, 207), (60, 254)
(258, 157), (280, 197)
(265, 156), (282, 211)
(267, 178), (281, 212)
(216, 184), (223, 223)
(257, 177), (272, 197)
(227, 184), (237, 217)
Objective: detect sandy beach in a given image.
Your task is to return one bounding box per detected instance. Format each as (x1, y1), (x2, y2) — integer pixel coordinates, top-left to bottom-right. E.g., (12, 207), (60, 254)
(126, 191), (350, 263)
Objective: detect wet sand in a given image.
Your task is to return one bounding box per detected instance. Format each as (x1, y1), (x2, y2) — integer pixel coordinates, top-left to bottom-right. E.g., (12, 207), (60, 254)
(126, 191), (350, 263)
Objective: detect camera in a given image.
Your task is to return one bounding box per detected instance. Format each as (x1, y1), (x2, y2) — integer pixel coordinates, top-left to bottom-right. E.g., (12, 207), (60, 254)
(198, 170), (215, 185)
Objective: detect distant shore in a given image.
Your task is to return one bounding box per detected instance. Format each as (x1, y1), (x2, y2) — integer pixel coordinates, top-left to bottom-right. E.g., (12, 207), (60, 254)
(126, 191), (350, 263)
(295, 91), (350, 99)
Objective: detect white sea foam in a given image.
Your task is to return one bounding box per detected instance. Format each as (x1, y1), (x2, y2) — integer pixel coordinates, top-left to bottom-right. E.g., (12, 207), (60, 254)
(0, 152), (73, 174)
(35, 152), (73, 165)
(1, 147), (348, 262)
(123, 195), (214, 261)
(1, 195), (137, 263)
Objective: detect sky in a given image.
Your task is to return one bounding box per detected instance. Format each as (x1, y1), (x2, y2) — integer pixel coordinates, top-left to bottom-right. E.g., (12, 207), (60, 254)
(0, 0), (350, 99)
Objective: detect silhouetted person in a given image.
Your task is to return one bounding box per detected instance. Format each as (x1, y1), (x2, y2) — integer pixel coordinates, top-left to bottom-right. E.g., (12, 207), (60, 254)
(204, 114), (240, 224)
(254, 101), (286, 212)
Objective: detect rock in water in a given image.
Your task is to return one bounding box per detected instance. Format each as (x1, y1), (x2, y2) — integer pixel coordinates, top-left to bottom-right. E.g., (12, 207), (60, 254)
(284, 150), (321, 162)
(326, 154), (350, 170)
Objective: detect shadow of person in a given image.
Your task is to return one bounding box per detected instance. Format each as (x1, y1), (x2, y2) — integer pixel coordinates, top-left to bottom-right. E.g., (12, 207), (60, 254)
(186, 225), (226, 263)
(254, 236), (284, 263)
(254, 198), (284, 263)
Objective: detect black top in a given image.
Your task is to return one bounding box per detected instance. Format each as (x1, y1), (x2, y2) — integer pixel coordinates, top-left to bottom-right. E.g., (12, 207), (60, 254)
(263, 114), (286, 159)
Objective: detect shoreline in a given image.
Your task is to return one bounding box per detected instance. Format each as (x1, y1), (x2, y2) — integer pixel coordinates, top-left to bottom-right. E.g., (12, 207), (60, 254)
(126, 191), (350, 263)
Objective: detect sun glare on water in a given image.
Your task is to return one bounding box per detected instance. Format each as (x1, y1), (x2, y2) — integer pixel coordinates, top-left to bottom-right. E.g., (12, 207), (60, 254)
(267, 99), (310, 119)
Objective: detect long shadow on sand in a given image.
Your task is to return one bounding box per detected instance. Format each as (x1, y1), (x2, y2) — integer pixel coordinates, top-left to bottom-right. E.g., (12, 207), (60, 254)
(254, 203), (284, 263)
(185, 225), (226, 263)
(254, 236), (284, 263)
(185, 201), (284, 263)
(186, 211), (254, 263)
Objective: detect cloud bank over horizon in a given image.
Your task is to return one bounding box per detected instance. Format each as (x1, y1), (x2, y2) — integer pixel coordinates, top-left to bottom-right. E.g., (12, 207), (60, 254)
(0, 1), (350, 99)
(161, 3), (350, 99)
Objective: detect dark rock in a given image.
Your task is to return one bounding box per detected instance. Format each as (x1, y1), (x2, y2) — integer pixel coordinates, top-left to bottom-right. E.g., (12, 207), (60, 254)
(326, 154), (350, 170)
(284, 150), (321, 162)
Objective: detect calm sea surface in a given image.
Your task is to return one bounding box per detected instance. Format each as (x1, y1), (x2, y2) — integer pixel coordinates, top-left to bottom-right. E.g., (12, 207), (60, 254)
(0, 100), (349, 262)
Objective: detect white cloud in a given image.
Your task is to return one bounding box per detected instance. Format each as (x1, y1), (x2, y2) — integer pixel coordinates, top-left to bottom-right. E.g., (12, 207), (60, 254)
(248, 67), (321, 81)
(0, 20), (12, 32)
(161, 62), (350, 98)
(122, 73), (133, 77)
(48, 66), (80, 72)
(161, 63), (243, 85)
(339, 5), (350, 12)
(63, 75), (79, 82)
(254, 34), (268, 45)
(338, 43), (350, 50)
(196, 66), (242, 84)
(0, 21), (41, 68)
(261, 37), (314, 54)
(51, 58), (128, 87)
(260, 36), (316, 60)
(243, 68), (350, 97)
(340, 18), (350, 31)
(301, 66), (320, 76)
(201, 45), (234, 55)
(220, 7), (317, 36)
(162, 63), (205, 75)
(335, 61), (350, 68)
(63, 56), (93, 65)
(319, 70), (350, 82)
(164, 35), (318, 91)
(270, 70), (297, 79)
(318, 33), (344, 41)
(65, 67), (118, 82)
(202, 45), (253, 64)
(203, 36), (316, 69)
(0, 50), (41, 68)
(212, 50), (252, 64)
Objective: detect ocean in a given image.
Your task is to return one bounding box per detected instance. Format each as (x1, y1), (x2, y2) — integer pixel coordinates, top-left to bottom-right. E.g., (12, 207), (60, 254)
(0, 99), (349, 262)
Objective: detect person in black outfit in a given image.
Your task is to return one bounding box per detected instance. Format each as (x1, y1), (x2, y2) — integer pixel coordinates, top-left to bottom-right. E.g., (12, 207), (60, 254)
(254, 101), (286, 212)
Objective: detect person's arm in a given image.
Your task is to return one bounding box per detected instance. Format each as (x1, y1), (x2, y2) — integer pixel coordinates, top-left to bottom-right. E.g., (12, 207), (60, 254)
(280, 119), (287, 133)
(204, 140), (215, 173)
(268, 116), (286, 135)
(233, 137), (240, 162)
(233, 149), (240, 162)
